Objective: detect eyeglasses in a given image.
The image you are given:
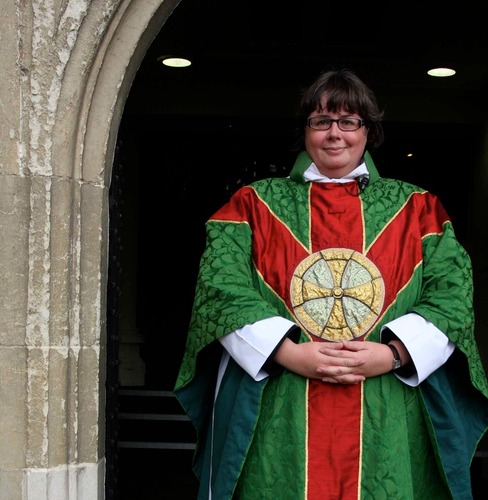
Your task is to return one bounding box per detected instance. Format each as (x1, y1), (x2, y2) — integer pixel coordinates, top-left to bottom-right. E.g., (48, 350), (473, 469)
(307, 116), (365, 131)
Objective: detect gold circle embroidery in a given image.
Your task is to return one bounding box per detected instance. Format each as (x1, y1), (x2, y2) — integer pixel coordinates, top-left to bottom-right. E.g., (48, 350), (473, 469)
(290, 248), (385, 341)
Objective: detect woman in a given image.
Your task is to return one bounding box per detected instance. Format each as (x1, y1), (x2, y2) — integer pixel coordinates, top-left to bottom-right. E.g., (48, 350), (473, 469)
(174, 68), (488, 499)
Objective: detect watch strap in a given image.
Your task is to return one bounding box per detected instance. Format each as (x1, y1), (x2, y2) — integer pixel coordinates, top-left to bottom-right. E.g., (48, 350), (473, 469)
(387, 343), (402, 371)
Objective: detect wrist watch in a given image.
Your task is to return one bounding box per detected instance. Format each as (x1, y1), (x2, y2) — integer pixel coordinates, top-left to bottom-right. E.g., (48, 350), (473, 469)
(387, 343), (402, 371)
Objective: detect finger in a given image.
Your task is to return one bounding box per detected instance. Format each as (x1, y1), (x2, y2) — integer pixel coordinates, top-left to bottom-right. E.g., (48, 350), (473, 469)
(341, 340), (367, 351)
(316, 362), (363, 378)
(321, 374), (365, 384)
(318, 347), (348, 357)
(319, 342), (344, 351)
(317, 351), (366, 366)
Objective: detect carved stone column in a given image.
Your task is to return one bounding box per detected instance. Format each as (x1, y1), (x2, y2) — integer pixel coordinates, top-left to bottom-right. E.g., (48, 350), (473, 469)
(0, 0), (179, 498)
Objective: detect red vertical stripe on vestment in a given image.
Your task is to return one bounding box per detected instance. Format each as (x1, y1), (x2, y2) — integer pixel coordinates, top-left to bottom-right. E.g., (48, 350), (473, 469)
(307, 378), (362, 500)
(309, 183), (364, 253)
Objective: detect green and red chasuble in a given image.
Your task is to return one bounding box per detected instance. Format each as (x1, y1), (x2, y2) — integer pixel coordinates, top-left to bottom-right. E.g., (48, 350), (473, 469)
(174, 151), (488, 499)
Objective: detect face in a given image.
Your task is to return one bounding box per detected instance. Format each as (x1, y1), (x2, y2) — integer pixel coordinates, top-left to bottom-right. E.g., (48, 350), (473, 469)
(305, 97), (368, 178)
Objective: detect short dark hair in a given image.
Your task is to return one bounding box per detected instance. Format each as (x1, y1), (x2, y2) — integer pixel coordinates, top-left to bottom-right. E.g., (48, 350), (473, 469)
(293, 68), (384, 151)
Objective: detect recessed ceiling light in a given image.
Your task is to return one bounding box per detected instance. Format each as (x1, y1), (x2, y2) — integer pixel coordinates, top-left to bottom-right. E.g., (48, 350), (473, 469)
(427, 67), (456, 77)
(158, 56), (192, 68)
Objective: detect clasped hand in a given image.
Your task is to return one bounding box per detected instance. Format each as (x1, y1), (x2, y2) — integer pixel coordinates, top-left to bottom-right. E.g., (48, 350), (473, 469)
(274, 338), (393, 384)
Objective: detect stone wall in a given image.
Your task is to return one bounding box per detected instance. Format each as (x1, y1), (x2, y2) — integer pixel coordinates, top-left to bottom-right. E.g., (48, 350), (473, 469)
(0, 0), (179, 498)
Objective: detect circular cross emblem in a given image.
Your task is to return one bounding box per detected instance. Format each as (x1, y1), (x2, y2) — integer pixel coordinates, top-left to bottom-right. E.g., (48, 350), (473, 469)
(290, 248), (385, 341)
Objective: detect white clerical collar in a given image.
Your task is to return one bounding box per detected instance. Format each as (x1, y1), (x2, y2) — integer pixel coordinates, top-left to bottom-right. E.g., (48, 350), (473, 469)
(303, 161), (368, 183)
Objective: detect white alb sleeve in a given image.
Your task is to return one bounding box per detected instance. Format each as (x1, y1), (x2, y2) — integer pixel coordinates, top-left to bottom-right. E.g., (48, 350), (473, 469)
(219, 316), (295, 381)
(381, 312), (455, 387)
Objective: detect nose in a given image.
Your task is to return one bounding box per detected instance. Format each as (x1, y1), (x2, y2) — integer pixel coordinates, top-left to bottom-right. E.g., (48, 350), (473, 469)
(327, 121), (342, 134)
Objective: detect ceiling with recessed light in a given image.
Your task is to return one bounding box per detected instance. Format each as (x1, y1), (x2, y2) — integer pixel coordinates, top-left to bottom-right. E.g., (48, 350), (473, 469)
(126, 0), (488, 124)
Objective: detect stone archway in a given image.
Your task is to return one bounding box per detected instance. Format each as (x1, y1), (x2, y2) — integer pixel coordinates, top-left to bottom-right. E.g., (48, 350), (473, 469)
(0, 1), (181, 498)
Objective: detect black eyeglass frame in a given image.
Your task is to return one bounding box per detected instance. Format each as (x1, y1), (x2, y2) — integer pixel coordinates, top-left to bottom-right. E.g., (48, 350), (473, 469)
(307, 116), (366, 131)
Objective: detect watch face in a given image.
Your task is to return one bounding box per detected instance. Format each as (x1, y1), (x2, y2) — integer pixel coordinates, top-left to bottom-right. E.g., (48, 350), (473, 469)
(388, 343), (402, 370)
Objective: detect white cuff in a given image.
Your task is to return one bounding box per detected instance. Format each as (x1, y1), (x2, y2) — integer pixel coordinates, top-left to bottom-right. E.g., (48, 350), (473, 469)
(219, 316), (295, 381)
(381, 313), (455, 386)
